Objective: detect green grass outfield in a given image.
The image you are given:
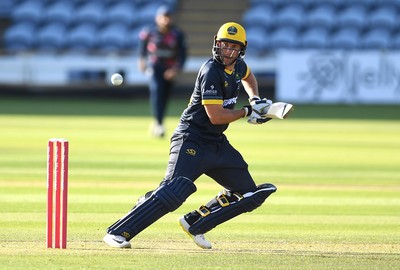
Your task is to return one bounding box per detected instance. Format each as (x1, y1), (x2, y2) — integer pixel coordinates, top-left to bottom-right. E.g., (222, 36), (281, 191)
(0, 97), (399, 269)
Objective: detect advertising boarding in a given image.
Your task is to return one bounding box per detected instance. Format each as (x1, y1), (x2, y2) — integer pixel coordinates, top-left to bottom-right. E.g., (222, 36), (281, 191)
(277, 50), (400, 104)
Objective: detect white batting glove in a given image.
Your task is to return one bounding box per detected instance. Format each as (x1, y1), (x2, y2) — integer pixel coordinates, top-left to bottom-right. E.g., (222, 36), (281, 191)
(243, 106), (271, 125)
(251, 98), (273, 115)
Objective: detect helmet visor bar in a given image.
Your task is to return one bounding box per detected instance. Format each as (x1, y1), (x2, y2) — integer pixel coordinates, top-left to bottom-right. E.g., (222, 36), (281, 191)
(218, 38), (245, 47)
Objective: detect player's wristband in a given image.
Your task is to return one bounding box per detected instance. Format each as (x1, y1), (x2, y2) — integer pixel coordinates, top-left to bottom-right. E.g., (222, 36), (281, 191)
(242, 105), (252, 117)
(248, 96), (261, 104)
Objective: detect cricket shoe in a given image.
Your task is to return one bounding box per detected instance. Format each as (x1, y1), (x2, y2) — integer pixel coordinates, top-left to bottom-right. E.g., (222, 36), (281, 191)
(178, 217), (212, 249)
(103, 234), (131, 248)
(149, 123), (165, 138)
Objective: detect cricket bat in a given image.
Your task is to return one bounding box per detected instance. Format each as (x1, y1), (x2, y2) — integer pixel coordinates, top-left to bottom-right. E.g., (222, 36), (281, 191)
(263, 102), (294, 119)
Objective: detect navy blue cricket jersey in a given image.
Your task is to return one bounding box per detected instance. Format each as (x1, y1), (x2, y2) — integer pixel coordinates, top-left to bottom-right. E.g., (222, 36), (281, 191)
(176, 58), (250, 140)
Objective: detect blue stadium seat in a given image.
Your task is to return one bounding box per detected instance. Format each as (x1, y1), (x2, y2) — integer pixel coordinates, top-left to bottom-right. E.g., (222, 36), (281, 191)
(125, 26), (143, 50)
(138, 2), (162, 25)
(3, 22), (36, 52)
(36, 23), (68, 52)
(332, 0), (375, 10)
(275, 2), (305, 28)
(11, 0), (44, 24)
(44, 1), (75, 26)
(105, 1), (139, 26)
(65, 23), (97, 52)
(269, 26), (299, 48)
(75, 1), (105, 26)
(369, 5), (398, 30)
(337, 4), (367, 30)
(242, 4), (275, 29)
(300, 27), (330, 49)
(245, 26), (269, 56)
(390, 32), (400, 49)
(0, 0), (14, 19)
(306, 3), (336, 30)
(330, 27), (361, 49)
(361, 28), (392, 49)
(96, 23), (129, 53)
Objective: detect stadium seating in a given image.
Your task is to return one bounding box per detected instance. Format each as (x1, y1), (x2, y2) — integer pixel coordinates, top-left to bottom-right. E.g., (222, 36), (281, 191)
(43, 1), (75, 26)
(306, 3), (336, 30)
(245, 26), (269, 56)
(138, 2), (164, 25)
(361, 28), (392, 49)
(64, 23), (97, 52)
(275, 2), (305, 28)
(36, 22), (67, 52)
(1, 0), (176, 54)
(96, 23), (130, 53)
(337, 4), (368, 30)
(3, 22), (36, 52)
(390, 32), (400, 49)
(0, 0), (13, 19)
(300, 27), (330, 49)
(368, 5), (398, 30)
(330, 27), (361, 49)
(10, 0), (44, 24)
(75, 1), (106, 26)
(242, 4), (275, 30)
(269, 26), (299, 49)
(3, 0), (400, 54)
(105, 1), (140, 26)
(241, 0), (400, 52)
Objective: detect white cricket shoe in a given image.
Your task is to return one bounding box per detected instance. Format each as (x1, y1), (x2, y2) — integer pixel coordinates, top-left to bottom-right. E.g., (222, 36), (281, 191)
(179, 217), (212, 249)
(103, 234), (131, 248)
(149, 122), (165, 138)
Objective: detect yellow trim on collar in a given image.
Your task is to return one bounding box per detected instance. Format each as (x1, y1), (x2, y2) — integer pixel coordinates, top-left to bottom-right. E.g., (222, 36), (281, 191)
(224, 68), (233, 75)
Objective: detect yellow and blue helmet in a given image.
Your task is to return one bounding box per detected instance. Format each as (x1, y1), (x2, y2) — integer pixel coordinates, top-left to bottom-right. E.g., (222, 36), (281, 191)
(213, 22), (247, 64)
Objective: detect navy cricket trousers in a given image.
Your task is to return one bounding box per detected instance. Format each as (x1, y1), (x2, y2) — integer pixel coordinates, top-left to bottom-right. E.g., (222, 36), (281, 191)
(164, 132), (258, 193)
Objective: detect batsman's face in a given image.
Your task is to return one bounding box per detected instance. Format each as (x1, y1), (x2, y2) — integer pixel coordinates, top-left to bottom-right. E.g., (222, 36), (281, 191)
(219, 41), (241, 66)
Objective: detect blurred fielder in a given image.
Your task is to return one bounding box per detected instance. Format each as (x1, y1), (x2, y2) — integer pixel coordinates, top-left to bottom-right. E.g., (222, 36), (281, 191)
(104, 22), (293, 249)
(138, 5), (187, 137)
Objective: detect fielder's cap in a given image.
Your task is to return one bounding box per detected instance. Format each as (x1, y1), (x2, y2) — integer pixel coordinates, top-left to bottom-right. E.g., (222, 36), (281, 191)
(157, 5), (174, 16)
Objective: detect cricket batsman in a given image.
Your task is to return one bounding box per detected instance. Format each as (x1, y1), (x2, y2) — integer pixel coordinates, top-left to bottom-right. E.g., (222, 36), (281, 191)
(104, 22), (293, 249)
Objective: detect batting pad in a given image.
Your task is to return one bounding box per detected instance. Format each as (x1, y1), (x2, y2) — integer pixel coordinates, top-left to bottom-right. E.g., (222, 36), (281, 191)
(188, 183), (277, 235)
(107, 177), (196, 241)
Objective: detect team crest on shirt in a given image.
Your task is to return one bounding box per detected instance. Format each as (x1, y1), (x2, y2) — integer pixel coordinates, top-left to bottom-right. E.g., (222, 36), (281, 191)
(236, 74), (241, 82)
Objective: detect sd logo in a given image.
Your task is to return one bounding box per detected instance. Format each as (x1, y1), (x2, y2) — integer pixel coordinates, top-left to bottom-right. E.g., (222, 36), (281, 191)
(186, 149), (196, 156)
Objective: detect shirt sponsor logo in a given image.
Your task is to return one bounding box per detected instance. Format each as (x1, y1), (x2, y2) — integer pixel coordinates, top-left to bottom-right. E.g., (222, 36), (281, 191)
(204, 89), (218, 95)
(223, 97), (238, 107)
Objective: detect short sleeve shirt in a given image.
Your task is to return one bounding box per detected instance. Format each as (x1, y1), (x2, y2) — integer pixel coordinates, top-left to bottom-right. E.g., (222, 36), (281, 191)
(176, 58), (250, 140)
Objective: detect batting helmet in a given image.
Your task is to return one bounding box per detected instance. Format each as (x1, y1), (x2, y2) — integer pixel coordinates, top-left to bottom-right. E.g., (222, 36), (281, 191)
(213, 22), (247, 65)
(215, 22), (247, 47)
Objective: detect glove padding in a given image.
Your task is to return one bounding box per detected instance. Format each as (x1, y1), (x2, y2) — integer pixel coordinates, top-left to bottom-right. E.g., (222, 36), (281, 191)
(243, 105), (272, 125)
(248, 112), (272, 124)
(250, 97), (273, 115)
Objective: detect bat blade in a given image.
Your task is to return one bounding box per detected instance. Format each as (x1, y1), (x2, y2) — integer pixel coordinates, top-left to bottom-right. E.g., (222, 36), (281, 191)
(264, 102), (294, 119)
